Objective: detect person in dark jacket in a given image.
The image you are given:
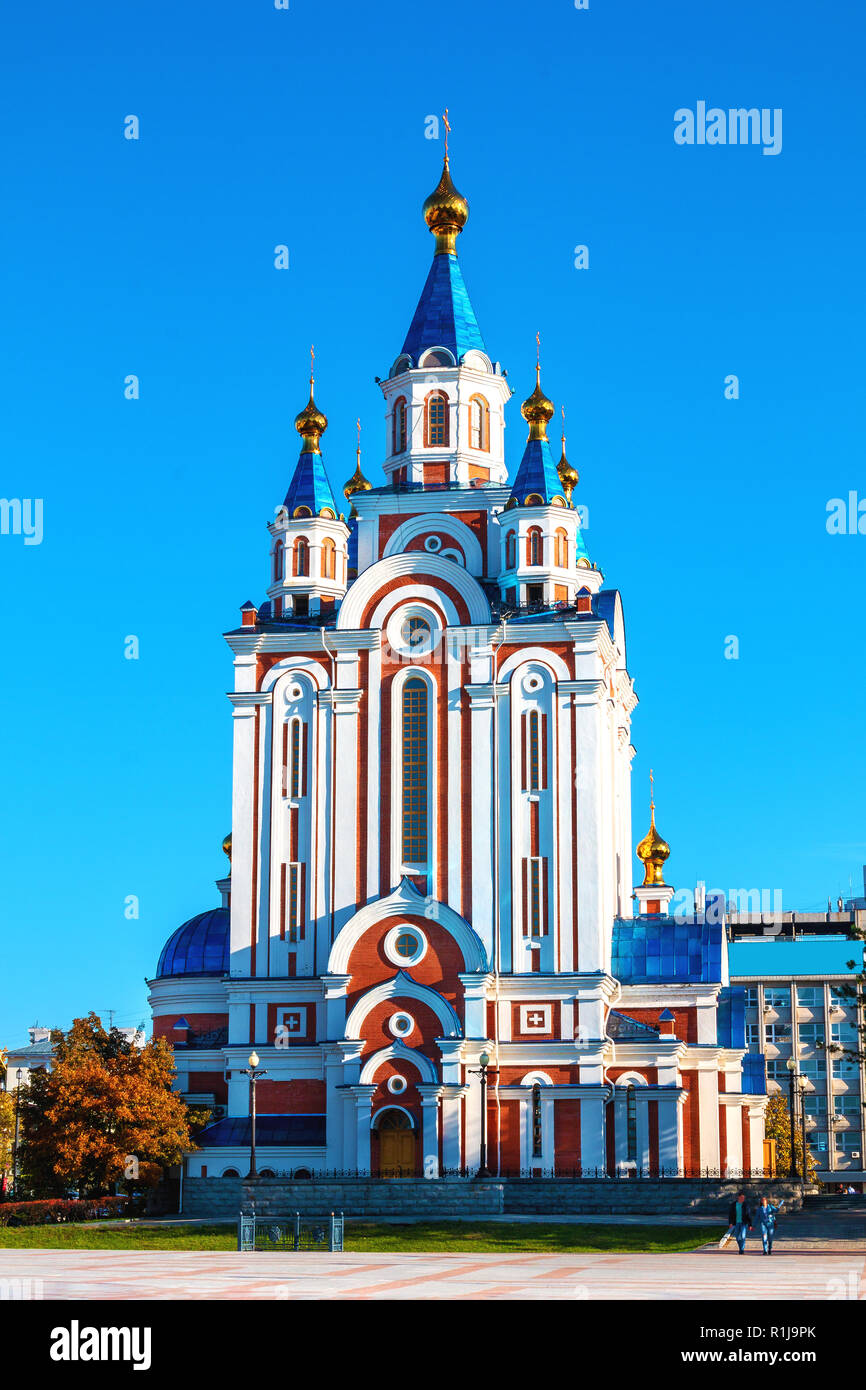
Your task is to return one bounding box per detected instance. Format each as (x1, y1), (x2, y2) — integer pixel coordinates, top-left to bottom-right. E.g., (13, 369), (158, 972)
(757, 1196), (784, 1254)
(725, 1192), (754, 1253)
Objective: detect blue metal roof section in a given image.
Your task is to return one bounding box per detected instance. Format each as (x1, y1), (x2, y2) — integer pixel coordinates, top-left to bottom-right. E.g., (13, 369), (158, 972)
(741, 1053), (768, 1095)
(401, 252), (486, 361)
(508, 436), (565, 507)
(717, 987), (747, 1049)
(283, 447), (338, 517)
(196, 1115), (326, 1147)
(728, 936), (864, 980)
(156, 908), (229, 979)
(611, 915), (724, 985)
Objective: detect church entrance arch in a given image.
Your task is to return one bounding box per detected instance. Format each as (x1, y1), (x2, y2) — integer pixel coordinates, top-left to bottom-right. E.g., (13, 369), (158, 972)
(374, 1107), (416, 1178)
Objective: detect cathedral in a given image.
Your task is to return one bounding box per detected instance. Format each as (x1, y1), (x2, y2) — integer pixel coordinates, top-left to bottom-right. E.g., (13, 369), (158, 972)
(148, 148), (767, 1180)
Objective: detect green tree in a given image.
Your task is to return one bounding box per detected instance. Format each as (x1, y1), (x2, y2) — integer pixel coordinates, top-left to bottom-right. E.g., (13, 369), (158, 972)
(764, 1091), (819, 1182)
(18, 1013), (195, 1197)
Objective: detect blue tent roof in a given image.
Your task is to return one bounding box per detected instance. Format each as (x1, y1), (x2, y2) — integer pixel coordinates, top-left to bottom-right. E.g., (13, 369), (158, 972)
(401, 253), (486, 361)
(611, 915), (724, 985)
(283, 448), (338, 517)
(156, 908), (229, 979)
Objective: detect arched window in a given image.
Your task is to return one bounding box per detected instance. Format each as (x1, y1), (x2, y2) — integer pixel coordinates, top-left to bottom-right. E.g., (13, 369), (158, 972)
(294, 537), (309, 577)
(424, 392), (449, 448)
(286, 716), (303, 799)
(273, 539), (284, 581)
(626, 1085), (638, 1165)
(531, 1083), (543, 1158)
(401, 677), (428, 865)
(321, 537), (336, 580)
(469, 395), (489, 451)
(393, 397), (408, 455)
(527, 527), (542, 566)
(528, 710), (540, 790)
(554, 528), (568, 568)
(505, 531), (516, 569)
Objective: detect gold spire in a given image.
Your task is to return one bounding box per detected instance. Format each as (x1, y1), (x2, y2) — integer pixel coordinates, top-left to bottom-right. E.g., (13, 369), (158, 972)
(343, 417), (372, 513)
(294, 345), (328, 454)
(557, 406), (579, 503)
(422, 111), (469, 256)
(521, 334), (555, 441)
(636, 770), (671, 887)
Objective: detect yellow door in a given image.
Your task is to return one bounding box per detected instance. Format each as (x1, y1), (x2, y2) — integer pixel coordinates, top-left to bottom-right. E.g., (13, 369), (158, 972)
(377, 1111), (416, 1177)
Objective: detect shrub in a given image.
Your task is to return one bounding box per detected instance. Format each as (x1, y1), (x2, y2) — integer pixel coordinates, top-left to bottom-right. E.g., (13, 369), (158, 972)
(0, 1195), (142, 1227)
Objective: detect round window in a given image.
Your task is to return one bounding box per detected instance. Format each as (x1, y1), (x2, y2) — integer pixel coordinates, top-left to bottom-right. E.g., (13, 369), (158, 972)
(387, 1075), (408, 1095)
(400, 615), (432, 650)
(423, 535), (442, 553)
(384, 925), (428, 967)
(388, 1012), (415, 1039)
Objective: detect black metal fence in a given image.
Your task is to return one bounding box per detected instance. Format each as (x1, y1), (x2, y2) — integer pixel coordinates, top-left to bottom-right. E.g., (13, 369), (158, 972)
(233, 1166), (787, 1182)
(237, 1211), (345, 1252)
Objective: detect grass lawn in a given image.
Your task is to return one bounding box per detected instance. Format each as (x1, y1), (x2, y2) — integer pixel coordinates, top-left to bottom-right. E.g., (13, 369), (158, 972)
(0, 1221), (710, 1253)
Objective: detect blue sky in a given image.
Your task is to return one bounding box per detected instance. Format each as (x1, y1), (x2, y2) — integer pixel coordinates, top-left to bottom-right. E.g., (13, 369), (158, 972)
(1, 0), (864, 1045)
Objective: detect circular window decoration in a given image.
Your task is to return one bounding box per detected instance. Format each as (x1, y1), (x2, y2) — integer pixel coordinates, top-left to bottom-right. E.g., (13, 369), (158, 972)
(384, 924), (428, 967)
(388, 1011), (415, 1039)
(522, 673), (544, 694)
(289, 684), (304, 701)
(387, 1074), (408, 1095)
(386, 605), (440, 661)
(423, 535), (442, 553)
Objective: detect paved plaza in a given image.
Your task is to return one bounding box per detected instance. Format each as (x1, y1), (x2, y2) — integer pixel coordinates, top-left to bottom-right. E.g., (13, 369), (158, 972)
(0, 1245), (863, 1301)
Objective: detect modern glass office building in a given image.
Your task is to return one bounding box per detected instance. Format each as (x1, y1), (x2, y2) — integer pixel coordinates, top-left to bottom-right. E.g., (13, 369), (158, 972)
(727, 914), (865, 1186)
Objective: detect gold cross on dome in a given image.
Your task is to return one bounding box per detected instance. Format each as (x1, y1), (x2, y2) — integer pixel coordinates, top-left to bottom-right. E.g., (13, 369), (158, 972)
(443, 107), (451, 160)
(650, 768), (655, 815)
(310, 344), (315, 387)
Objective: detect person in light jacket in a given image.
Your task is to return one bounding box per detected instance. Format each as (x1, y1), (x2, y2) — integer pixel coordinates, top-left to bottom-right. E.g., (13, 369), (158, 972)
(725, 1193), (754, 1253)
(757, 1195), (784, 1254)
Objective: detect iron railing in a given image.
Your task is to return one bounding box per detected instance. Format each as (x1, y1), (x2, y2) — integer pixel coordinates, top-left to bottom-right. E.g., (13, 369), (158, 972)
(237, 1211), (344, 1252)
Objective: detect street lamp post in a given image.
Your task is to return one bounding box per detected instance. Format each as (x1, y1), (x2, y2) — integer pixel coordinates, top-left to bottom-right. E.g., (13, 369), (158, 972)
(469, 1052), (492, 1180)
(798, 1078), (809, 1186)
(12, 1069), (22, 1197)
(786, 1058), (800, 1181)
(239, 1051), (268, 1180)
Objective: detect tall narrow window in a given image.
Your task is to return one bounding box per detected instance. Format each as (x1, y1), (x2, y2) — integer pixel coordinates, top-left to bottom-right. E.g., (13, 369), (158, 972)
(321, 537), (336, 580)
(424, 392), (449, 447)
(528, 710), (540, 790)
(273, 539), (284, 581)
(287, 863), (302, 942)
(626, 1085), (638, 1165)
(401, 677), (428, 864)
(554, 528), (568, 568)
(531, 1084), (543, 1158)
(523, 856), (547, 936)
(288, 718), (302, 798)
(469, 395), (489, 450)
(393, 397), (408, 454)
(527, 528), (542, 566)
(505, 531), (516, 569)
(294, 538), (309, 577)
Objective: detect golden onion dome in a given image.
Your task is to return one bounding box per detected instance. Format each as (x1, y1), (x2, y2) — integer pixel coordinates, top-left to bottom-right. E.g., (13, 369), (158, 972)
(294, 386), (328, 454)
(521, 366), (555, 441)
(221, 832), (232, 869)
(423, 158), (469, 255)
(558, 451), (579, 503)
(636, 799), (670, 887)
(344, 459), (372, 501)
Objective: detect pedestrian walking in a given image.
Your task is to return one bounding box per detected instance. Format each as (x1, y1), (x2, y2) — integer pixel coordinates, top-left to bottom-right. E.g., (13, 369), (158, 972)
(723, 1192), (754, 1253)
(757, 1195), (784, 1254)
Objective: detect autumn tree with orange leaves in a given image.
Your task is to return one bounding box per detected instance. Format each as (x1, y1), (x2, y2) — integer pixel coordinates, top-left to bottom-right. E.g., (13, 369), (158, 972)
(18, 1014), (194, 1197)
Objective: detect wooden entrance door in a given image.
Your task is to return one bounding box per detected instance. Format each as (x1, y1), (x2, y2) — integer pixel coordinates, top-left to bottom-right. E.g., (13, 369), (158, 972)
(377, 1110), (415, 1177)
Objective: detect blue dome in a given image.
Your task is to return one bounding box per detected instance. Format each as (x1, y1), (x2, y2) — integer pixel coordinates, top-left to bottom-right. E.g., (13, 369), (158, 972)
(156, 908), (229, 979)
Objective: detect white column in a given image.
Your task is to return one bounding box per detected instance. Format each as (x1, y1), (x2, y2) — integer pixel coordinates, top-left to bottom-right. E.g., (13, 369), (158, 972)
(722, 1099), (744, 1177)
(348, 1084), (376, 1175)
(571, 680), (607, 972)
(580, 1092), (607, 1172)
(229, 682), (263, 976)
(440, 1086), (465, 1172)
(697, 1068), (721, 1171)
(466, 669), (495, 961)
(417, 1085), (443, 1177)
(748, 1102), (767, 1176)
(323, 684), (362, 935)
(658, 1096), (683, 1174)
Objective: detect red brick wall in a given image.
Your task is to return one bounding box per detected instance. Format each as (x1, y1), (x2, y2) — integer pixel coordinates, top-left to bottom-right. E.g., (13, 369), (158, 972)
(152, 1013), (228, 1041)
(254, 1079), (326, 1113)
(617, 1007), (697, 1045)
(494, 1098), (521, 1171)
(187, 1071), (228, 1104)
(265, 1002), (316, 1044)
(511, 1001), (561, 1040)
(679, 1072), (701, 1171)
(345, 914), (466, 1013)
(742, 1107), (751, 1171)
(494, 1065), (578, 1084)
(648, 1100), (659, 1170)
(554, 1100), (581, 1172)
(357, 997), (444, 1062)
